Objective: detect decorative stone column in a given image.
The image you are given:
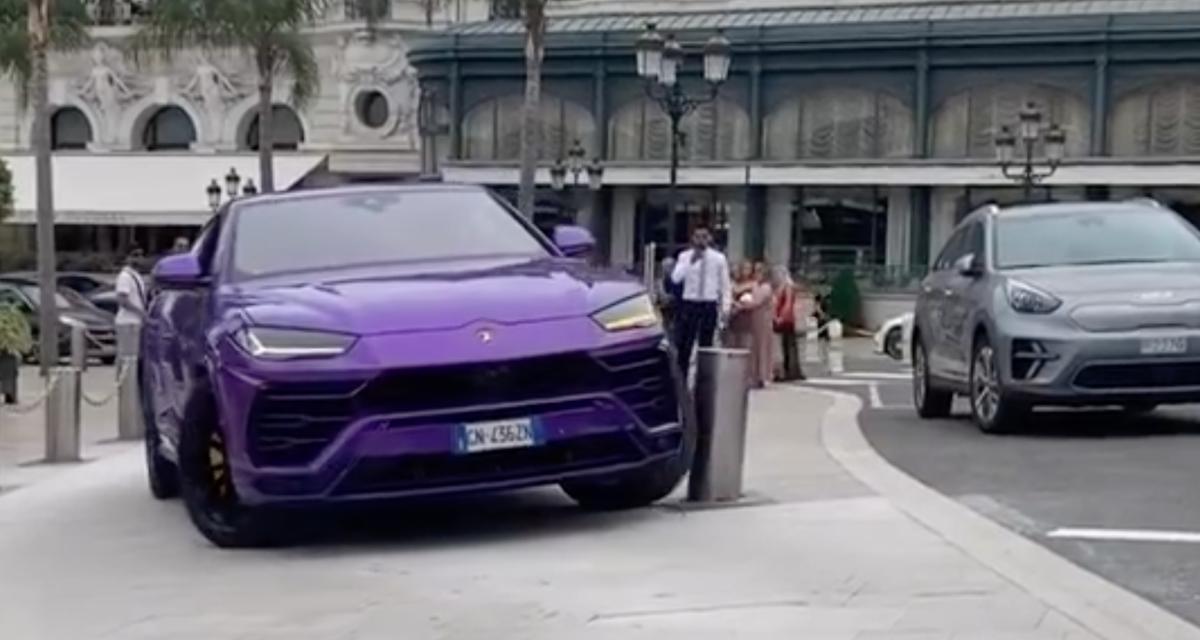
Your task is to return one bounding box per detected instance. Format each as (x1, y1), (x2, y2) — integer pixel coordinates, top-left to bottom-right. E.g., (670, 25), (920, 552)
(885, 186), (912, 267)
(609, 186), (638, 269)
(764, 186), (795, 270)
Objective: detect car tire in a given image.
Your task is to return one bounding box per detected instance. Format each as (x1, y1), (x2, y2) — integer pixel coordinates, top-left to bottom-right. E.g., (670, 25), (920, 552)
(100, 355), (116, 366)
(913, 337), (952, 419)
(884, 327), (904, 361)
(141, 373), (179, 500)
(178, 396), (271, 548)
(969, 335), (1027, 434)
(562, 352), (697, 511)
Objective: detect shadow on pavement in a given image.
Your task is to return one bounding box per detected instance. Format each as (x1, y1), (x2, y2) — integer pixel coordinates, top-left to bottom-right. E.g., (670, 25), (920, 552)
(262, 488), (672, 553)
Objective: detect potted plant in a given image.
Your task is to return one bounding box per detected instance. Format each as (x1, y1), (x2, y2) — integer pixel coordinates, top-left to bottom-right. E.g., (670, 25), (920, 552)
(0, 302), (32, 405)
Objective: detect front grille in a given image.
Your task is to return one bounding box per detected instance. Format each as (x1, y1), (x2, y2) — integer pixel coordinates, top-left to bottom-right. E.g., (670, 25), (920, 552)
(595, 345), (678, 428)
(247, 343), (677, 468)
(333, 433), (641, 495)
(1074, 362), (1200, 390)
(248, 380), (363, 467)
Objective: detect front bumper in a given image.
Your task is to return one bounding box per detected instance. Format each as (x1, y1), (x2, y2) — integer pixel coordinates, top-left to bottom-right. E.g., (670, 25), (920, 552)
(214, 334), (684, 506)
(997, 323), (1200, 406)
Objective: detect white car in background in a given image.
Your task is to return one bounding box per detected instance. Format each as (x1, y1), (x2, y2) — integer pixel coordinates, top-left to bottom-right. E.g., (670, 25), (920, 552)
(874, 312), (913, 361)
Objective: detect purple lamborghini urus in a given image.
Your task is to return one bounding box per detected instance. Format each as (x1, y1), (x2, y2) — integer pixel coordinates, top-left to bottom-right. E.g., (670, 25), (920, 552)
(140, 185), (693, 547)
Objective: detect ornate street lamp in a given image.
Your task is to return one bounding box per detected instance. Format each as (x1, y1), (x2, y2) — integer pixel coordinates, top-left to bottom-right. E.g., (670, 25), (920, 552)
(995, 101), (1066, 201)
(634, 23), (731, 254)
(551, 140), (604, 229)
(206, 170), (257, 212)
(206, 179), (222, 212)
(224, 167), (241, 198)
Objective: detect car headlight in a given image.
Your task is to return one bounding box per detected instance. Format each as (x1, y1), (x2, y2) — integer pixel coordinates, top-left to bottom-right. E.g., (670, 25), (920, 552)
(233, 327), (357, 360)
(1006, 280), (1062, 315)
(592, 294), (661, 332)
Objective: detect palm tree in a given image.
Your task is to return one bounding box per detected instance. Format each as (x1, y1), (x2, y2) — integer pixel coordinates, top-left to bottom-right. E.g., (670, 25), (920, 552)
(517, 0), (547, 219)
(0, 0), (87, 372)
(136, 0), (326, 193)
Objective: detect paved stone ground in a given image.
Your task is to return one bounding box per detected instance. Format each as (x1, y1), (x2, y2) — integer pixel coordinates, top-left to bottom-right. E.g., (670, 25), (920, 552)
(0, 385), (1110, 639)
(0, 366), (136, 491)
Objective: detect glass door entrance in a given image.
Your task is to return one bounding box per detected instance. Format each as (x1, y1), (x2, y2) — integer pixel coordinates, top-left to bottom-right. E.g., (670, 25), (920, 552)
(634, 188), (730, 263)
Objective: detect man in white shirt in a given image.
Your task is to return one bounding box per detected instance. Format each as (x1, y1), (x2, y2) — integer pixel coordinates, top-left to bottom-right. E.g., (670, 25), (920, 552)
(670, 226), (732, 373)
(114, 249), (148, 327)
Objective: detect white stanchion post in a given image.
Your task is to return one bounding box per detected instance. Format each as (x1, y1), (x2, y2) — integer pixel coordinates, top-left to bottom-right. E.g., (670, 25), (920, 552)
(116, 324), (143, 441)
(901, 314), (914, 366)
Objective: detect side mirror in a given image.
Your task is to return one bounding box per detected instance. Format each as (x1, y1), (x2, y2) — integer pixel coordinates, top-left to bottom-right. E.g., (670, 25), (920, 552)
(553, 225), (596, 258)
(153, 253), (208, 288)
(955, 253), (983, 277)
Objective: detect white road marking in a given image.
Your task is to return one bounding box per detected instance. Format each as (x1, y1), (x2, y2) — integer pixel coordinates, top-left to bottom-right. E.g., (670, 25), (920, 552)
(800, 378), (871, 387)
(842, 372), (913, 381)
(1047, 528), (1200, 544)
(868, 383), (884, 409)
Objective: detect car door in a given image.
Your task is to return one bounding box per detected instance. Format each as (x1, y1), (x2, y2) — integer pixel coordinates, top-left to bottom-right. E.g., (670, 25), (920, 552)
(921, 228), (966, 378)
(940, 222), (985, 382)
(149, 216), (221, 443)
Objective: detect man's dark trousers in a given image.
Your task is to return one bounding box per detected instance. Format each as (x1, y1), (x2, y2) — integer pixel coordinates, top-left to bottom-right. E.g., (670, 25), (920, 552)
(674, 300), (719, 374)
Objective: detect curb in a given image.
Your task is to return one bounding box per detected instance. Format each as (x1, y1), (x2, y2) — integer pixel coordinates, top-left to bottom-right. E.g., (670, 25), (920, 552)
(800, 386), (1200, 640)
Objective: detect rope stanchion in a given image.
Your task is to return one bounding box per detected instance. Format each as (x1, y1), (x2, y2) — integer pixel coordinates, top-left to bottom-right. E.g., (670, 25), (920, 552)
(81, 357), (135, 408)
(0, 370), (63, 417)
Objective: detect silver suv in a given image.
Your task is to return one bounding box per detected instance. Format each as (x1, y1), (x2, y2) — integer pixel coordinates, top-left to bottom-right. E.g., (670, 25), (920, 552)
(913, 199), (1200, 433)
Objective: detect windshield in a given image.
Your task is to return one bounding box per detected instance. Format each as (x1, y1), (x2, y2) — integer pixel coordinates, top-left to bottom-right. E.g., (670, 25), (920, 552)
(230, 189), (551, 280)
(995, 208), (1200, 270)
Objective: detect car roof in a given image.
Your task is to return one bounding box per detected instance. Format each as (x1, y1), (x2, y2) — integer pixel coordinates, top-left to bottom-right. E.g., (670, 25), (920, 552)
(962, 199), (1165, 224)
(229, 183), (490, 210)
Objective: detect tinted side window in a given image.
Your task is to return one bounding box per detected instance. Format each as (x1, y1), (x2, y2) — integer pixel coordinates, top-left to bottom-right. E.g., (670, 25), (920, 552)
(935, 229), (967, 271)
(193, 215), (222, 272)
(961, 223), (984, 262)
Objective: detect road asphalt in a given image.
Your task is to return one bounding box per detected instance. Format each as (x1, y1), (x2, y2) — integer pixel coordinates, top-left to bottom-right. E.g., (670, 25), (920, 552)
(810, 347), (1200, 627)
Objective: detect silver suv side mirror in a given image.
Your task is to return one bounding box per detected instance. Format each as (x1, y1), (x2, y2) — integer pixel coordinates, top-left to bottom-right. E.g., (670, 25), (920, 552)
(955, 253), (983, 277)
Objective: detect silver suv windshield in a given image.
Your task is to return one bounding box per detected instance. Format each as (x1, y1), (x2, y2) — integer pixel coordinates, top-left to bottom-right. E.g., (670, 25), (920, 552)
(995, 208), (1200, 270)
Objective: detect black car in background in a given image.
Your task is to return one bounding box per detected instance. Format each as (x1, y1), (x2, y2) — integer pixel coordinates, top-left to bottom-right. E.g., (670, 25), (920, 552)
(0, 276), (117, 364)
(4, 271), (120, 315)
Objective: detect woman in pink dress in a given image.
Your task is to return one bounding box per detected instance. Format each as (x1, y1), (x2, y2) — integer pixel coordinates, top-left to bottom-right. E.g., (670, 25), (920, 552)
(746, 263), (776, 388)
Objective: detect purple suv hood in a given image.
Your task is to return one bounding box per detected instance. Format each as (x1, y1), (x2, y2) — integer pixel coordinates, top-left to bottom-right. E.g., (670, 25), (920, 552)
(224, 256), (641, 335)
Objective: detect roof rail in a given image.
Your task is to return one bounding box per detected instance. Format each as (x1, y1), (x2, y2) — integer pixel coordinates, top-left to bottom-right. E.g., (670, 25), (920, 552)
(1124, 196), (1163, 208)
(969, 202), (1002, 216)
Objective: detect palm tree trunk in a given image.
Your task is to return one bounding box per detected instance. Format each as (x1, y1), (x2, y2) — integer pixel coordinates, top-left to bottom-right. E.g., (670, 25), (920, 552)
(517, 0), (546, 219)
(28, 0), (56, 376)
(256, 53), (275, 193)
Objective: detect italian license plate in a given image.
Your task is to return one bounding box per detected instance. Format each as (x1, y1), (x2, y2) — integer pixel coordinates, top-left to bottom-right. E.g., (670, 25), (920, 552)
(1140, 337), (1188, 356)
(455, 418), (539, 454)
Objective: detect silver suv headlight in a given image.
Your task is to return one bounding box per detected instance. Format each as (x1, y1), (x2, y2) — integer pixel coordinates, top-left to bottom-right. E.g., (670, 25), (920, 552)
(1006, 280), (1062, 315)
(233, 327), (357, 360)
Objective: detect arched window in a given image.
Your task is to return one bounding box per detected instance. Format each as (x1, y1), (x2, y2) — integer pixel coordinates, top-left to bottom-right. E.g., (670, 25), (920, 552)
(608, 98), (751, 162)
(931, 83), (1090, 158)
(462, 94), (596, 161)
(141, 106), (197, 151)
(1111, 79), (1200, 157)
(763, 88), (913, 160)
(244, 105), (305, 151)
(51, 107), (92, 150)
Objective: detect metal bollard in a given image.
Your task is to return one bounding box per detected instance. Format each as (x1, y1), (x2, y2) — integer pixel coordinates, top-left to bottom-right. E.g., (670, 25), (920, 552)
(688, 348), (750, 503)
(827, 320), (845, 375)
(900, 313), (914, 366)
(44, 367), (81, 462)
(68, 320), (87, 372)
(642, 243), (657, 295)
(116, 323), (144, 440)
(804, 317), (820, 364)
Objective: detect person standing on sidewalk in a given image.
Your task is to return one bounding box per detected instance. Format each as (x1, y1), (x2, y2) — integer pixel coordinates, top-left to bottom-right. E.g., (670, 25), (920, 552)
(772, 267), (805, 382)
(114, 249), (149, 379)
(670, 227), (731, 375)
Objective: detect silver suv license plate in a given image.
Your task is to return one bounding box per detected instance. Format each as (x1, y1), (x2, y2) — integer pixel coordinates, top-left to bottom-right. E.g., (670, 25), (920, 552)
(1140, 337), (1187, 356)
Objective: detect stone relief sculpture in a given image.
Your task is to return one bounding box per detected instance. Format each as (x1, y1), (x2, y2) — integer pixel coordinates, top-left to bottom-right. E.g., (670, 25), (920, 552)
(334, 29), (420, 148)
(77, 42), (144, 146)
(180, 53), (245, 145)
